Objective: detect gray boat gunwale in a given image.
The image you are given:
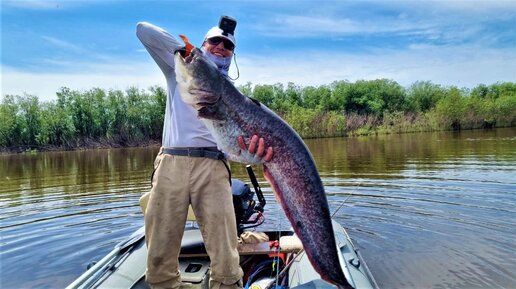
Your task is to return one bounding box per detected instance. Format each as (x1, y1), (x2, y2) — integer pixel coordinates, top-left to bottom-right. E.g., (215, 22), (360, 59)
(66, 220), (378, 289)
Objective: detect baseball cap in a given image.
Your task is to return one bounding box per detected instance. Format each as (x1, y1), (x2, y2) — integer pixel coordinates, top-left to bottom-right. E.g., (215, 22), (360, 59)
(204, 26), (236, 47)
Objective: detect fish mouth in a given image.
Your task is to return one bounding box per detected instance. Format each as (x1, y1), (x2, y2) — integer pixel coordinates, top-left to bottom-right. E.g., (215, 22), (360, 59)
(178, 47), (202, 66)
(183, 53), (194, 64)
(175, 48), (203, 86)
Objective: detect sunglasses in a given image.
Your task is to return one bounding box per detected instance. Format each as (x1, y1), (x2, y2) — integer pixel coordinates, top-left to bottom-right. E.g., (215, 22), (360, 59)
(206, 37), (235, 51)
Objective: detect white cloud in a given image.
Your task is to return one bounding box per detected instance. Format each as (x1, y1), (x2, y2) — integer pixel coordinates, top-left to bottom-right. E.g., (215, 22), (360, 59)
(234, 45), (516, 89)
(41, 36), (87, 54)
(1, 63), (165, 102)
(255, 14), (438, 38)
(414, 0), (516, 11)
(253, 2), (514, 46)
(3, 44), (515, 102)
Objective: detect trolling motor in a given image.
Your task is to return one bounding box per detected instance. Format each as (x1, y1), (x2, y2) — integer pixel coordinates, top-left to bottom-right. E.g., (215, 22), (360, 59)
(232, 165), (266, 234)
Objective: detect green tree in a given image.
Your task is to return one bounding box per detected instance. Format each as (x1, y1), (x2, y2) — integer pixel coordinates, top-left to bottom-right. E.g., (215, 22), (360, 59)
(106, 89), (128, 140)
(39, 102), (76, 147)
(435, 87), (466, 130)
(316, 85), (333, 111)
(148, 86), (167, 139)
(284, 82), (302, 108)
(494, 92), (516, 127)
(0, 95), (21, 146)
(252, 84), (275, 108)
(238, 82), (253, 97)
(329, 80), (351, 111)
(17, 94), (43, 145)
(407, 81), (446, 112)
(471, 82), (516, 100)
(300, 86), (319, 109)
(342, 80), (400, 115)
(126, 87), (149, 141)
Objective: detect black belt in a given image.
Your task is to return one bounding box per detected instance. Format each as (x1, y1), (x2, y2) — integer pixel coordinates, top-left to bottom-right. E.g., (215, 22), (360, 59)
(162, 147), (225, 160)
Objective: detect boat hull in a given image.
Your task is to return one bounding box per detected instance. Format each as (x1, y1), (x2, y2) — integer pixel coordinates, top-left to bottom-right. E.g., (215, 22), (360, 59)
(66, 221), (377, 289)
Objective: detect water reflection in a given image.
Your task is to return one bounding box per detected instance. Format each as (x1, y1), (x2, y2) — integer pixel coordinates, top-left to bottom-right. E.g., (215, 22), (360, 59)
(308, 129), (516, 180)
(1, 128), (515, 289)
(2, 147), (159, 196)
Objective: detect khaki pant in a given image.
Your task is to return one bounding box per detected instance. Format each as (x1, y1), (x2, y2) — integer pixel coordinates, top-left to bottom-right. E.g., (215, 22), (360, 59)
(144, 151), (243, 289)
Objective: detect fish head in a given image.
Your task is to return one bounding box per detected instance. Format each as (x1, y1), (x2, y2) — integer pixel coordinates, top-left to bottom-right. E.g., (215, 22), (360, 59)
(175, 47), (224, 110)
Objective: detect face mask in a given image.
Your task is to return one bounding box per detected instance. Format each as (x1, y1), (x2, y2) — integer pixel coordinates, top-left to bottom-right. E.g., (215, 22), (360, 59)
(200, 47), (232, 75)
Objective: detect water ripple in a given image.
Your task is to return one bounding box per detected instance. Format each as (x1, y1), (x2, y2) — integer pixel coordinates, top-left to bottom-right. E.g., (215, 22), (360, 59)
(2, 130), (516, 289)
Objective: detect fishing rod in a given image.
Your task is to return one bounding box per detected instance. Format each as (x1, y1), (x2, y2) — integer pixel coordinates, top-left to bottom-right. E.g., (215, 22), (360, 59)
(331, 178), (364, 218)
(263, 249), (306, 289)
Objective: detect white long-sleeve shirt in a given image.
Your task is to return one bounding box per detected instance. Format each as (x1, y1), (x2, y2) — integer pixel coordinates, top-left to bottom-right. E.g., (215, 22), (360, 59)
(136, 22), (217, 148)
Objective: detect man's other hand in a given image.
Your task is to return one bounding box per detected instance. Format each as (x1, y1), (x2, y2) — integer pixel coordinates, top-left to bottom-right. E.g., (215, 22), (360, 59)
(237, 135), (273, 162)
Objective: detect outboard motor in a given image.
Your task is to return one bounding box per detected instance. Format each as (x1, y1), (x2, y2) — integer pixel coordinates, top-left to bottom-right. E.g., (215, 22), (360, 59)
(231, 165), (266, 234)
(232, 179), (255, 226)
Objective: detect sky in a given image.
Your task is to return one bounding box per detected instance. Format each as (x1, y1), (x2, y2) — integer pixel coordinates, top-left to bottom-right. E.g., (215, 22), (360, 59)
(1, 0), (515, 101)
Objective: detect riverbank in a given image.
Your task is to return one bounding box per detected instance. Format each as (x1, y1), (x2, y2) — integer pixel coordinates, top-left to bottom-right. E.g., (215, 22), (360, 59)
(3, 125), (514, 155)
(0, 139), (161, 155)
(284, 109), (515, 139)
(1, 81), (514, 153)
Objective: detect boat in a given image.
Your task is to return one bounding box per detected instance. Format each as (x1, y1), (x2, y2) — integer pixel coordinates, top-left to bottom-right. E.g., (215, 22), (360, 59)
(66, 166), (378, 289)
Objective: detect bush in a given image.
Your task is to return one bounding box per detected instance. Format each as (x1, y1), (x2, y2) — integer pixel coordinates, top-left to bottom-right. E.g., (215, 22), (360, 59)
(0, 95), (21, 147)
(407, 81), (446, 112)
(284, 107), (346, 138)
(1, 80), (514, 151)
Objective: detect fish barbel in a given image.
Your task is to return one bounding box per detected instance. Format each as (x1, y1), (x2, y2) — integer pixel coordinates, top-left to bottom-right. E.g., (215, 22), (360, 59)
(174, 48), (353, 289)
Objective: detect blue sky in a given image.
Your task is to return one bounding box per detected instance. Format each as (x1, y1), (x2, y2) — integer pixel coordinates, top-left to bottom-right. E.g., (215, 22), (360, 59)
(2, 0), (515, 101)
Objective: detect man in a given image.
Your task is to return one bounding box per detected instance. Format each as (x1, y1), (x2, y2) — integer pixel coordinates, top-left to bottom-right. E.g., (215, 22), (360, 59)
(136, 18), (272, 289)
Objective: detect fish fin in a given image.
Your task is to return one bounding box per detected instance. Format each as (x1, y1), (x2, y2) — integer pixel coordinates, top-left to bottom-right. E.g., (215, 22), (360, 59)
(198, 107), (223, 120)
(247, 97), (262, 107)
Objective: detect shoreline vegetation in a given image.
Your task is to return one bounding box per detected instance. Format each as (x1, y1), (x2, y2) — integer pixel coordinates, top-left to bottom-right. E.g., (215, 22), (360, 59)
(1, 80), (515, 154)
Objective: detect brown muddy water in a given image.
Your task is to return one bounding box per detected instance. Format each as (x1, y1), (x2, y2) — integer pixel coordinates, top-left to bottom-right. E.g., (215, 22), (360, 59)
(1, 128), (515, 289)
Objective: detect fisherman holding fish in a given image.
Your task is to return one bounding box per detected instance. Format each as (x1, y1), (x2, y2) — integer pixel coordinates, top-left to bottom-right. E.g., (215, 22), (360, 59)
(136, 17), (272, 289)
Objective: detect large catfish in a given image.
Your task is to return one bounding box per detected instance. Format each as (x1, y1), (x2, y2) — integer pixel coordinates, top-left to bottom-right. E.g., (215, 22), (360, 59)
(175, 48), (353, 289)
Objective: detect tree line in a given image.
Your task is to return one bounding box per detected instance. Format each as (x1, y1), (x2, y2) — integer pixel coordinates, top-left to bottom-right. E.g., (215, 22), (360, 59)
(1, 80), (515, 152)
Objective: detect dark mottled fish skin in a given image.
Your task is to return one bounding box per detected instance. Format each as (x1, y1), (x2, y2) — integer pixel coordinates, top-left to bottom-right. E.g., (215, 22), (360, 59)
(175, 48), (353, 289)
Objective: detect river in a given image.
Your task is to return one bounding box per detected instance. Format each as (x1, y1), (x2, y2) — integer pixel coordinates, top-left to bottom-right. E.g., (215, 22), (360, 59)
(1, 128), (515, 289)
